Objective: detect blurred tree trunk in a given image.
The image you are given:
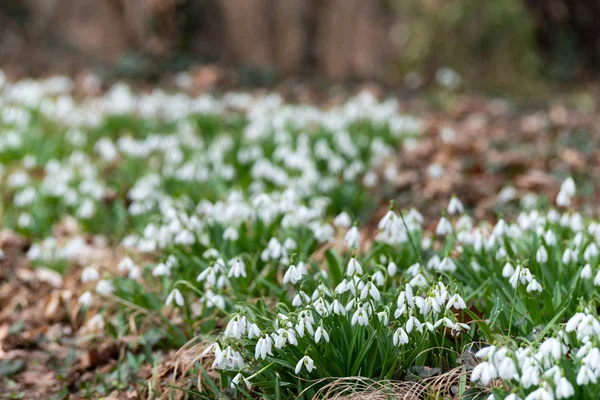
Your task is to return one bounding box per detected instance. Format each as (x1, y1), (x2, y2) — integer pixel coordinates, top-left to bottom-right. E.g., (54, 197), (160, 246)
(523, 0), (600, 68)
(1, 0), (401, 80)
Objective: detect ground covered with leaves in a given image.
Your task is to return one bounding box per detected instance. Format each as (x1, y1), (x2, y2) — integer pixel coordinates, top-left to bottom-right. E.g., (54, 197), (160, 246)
(0, 74), (600, 399)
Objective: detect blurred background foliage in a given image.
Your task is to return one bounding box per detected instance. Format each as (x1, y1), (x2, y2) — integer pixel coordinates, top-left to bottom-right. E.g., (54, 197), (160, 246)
(0, 0), (598, 94)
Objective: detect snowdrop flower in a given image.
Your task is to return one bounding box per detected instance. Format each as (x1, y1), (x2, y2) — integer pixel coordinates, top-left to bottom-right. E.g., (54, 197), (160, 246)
(562, 248), (574, 264)
(438, 257), (457, 273)
(560, 177), (576, 198)
(594, 270), (600, 286)
(581, 263), (592, 279)
(314, 325), (330, 343)
(96, 279), (114, 295)
(128, 266), (141, 280)
(584, 243), (599, 262)
(166, 288), (184, 307)
(330, 298), (345, 315)
(344, 226), (361, 248)
(446, 293), (466, 310)
(471, 361), (497, 385)
(536, 246), (548, 263)
(360, 281), (380, 301)
(81, 266), (100, 283)
(393, 327), (409, 346)
(576, 365), (597, 385)
(436, 217), (453, 236)
(283, 264), (304, 284)
(223, 226), (239, 241)
(78, 291), (93, 306)
(255, 335), (274, 360)
(294, 355), (315, 374)
(447, 196), (464, 215)
(351, 307), (369, 326)
(227, 258), (247, 278)
(524, 387), (553, 400)
(346, 257), (363, 276)
(502, 262), (515, 278)
(274, 328), (298, 349)
(387, 261), (397, 277)
(526, 279), (543, 293)
(197, 267), (217, 286)
(556, 190), (571, 207)
(231, 373), (251, 390)
(333, 211), (352, 228)
(555, 377), (574, 399)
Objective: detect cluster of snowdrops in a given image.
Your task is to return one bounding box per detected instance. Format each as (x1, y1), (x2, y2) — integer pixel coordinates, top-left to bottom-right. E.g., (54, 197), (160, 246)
(1, 72), (599, 399)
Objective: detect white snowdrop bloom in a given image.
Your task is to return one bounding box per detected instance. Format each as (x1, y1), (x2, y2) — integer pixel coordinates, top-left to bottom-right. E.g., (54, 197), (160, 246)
(351, 307), (369, 326)
(526, 279), (543, 293)
(438, 257), (457, 273)
(18, 213), (33, 228)
(117, 257), (135, 272)
(197, 267), (217, 286)
(560, 177), (576, 198)
(543, 230), (557, 246)
(502, 262), (515, 278)
(521, 360), (541, 389)
(577, 365), (597, 385)
(347, 257), (363, 276)
(78, 291), (93, 306)
(96, 279), (114, 295)
(283, 264), (304, 285)
(436, 217), (453, 236)
(255, 335), (274, 360)
(536, 246), (548, 263)
(227, 258), (246, 278)
(295, 355), (315, 374)
(594, 270), (600, 286)
(556, 190), (571, 207)
(166, 289), (184, 307)
(77, 198), (96, 219)
(406, 316), (423, 334)
(581, 264), (593, 279)
(584, 243), (599, 262)
(223, 226), (239, 241)
(224, 315), (247, 339)
(333, 211), (352, 228)
(498, 186), (517, 203)
(152, 262), (171, 277)
(330, 299), (345, 315)
(274, 328), (298, 349)
(471, 361), (497, 386)
(314, 325), (330, 343)
(247, 323), (261, 339)
(363, 171), (378, 187)
(203, 248), (220, 259)
(81, 266), (100, 283)
(387, 261), (398, 277)
(561, 248), (575, 264)
(446, 294), (466, 310)
(447, 197), (464, 215)
(231, 373), (251, 390)
(555, 377), (574, 399)
(393, 327), (409, 346)
(344, 226), (361, 248)
(128, 266), (141, 280)
(360, 282), (380, 301)
(524, 387), (553, 400)
(496, 355), (517, 380)
(495, 247), (508, 260)
(505, 395), (520, 400)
